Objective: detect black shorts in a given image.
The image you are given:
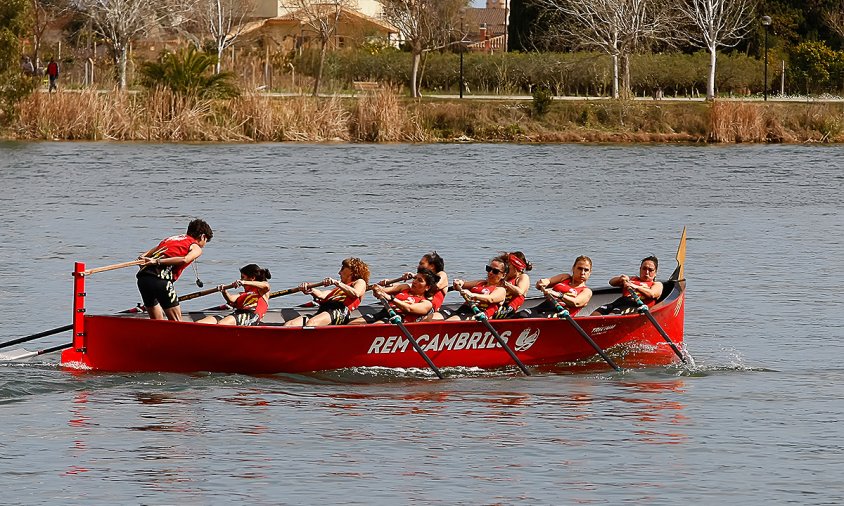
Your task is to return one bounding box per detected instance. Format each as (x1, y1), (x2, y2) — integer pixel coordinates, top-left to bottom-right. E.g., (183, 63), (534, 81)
(513, 300), (557, 319)
(137, 273), (178, 309)
(438, 304), (476, 321)
(358, 308), (432, 324)
(593, 296), (640, 316)
(234, 310), (261, 326)
(315, 301), (351, 325)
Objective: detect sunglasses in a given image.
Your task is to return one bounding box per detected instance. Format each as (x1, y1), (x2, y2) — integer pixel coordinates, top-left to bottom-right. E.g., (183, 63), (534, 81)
(485, 265), (502, 275)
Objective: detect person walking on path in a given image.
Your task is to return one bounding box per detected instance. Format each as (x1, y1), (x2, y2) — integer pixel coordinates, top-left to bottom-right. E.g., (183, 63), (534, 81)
(47, 57), (59, 93)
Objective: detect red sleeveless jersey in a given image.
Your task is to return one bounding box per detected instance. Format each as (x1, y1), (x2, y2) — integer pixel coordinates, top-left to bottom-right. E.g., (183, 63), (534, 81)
(325, 285), (363, 311)
(623, 277), (656, 306)
(392, 290), (430, 322)
(145, 234), (199, 281)
(503, 274), (526, 311)
(470, 282), (501, 318)
(551, 280), (588, 316)
(233, 286), (268, 318)
(431, 290), (446, 311)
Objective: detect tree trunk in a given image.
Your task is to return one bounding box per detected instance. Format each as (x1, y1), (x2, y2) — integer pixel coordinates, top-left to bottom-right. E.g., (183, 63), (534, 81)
(113, 44), (129, 90)
(621, 53), (631, 100)
(707, 47), (717, 100)
(313, 40), (328, 97)
(411, 51), (421, 98)
(216, 40), (224, 75)
(611, 53), (619, 99)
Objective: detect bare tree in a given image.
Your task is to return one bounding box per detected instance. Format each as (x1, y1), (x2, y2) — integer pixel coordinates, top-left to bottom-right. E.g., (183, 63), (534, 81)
(177, 0), (254, 74)
(379, 0), (467, 98)
(283, 0), (356, 96)
(534, 0), (674, 99)
(677, 0), (756, 100)
(29, 0), (72, 67)
(824, 0), (844, 39)
(75, 0), (195, 90)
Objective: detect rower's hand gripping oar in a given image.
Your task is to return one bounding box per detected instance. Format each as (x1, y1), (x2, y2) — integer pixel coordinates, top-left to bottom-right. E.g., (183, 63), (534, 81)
(540, 287), (621, 371)
(626, 285), (688, 363)
(457, 290), (531, 376)
(375, 294), (444, 379)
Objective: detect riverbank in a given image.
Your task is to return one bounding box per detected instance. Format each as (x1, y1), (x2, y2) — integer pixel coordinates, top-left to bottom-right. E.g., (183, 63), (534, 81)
(4, 89), (843, 143)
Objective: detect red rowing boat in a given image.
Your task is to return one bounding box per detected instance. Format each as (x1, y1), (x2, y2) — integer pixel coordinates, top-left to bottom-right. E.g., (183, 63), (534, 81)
(60, 232), (689, 375)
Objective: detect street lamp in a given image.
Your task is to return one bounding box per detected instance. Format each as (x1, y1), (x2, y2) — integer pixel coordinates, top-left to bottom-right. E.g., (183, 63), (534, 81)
(459, 8), (466, 99)
(761, 15), (772, 101)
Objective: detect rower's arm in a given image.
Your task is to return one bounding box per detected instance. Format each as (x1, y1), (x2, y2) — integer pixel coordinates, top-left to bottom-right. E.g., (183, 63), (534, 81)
(562, 287), (592, 308)
(467, 286), (506, 304)
(392, 298), (432, 316)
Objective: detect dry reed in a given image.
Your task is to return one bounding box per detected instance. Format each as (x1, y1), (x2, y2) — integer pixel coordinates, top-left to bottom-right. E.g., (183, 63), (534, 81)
(351, 87), (428, 142)
(8, 91), (844, 144)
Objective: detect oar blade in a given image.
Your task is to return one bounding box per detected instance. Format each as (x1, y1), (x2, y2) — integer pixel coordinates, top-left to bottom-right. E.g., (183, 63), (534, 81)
(0, 348), (38, 362)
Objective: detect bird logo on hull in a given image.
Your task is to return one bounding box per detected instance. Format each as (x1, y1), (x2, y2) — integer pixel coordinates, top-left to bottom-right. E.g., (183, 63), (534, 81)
(515, 328), (540, 351)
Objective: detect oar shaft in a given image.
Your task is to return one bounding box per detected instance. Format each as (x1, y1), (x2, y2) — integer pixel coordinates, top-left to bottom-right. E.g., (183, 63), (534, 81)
(458, 291), (531, 376)
(179, 282), (238, 302)
(268, 280), (327, 299)
(367, 274), (412, 290)
(377, 296), (443, 379)
(542, 289), (620, 371)
(82, 259), (144, 276)
(627, 288), (687, 363)
(0, 324), (73, 350)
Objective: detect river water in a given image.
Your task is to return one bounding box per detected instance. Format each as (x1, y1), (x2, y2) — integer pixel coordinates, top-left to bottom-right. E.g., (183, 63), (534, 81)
(0, 141), (842, 504)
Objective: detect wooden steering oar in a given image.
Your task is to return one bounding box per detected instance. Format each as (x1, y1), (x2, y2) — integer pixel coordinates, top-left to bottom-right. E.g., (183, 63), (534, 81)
(375, 295), (444, 379)
(539, 287), (620, 372)
(626, 286), (687, 363)
(457, 290), (531, 376)
(82, 259), (144, 276)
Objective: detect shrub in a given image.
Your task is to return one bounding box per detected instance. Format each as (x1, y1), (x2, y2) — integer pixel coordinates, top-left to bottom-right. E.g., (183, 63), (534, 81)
(532, 86), (553, 116)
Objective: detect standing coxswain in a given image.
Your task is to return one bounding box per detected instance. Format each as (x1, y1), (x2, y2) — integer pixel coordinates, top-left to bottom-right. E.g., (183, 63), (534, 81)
(136, 219), (213, 321)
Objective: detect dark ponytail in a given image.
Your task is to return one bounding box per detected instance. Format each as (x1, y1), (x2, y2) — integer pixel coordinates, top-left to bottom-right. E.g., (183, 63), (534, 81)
(241, 264), (271, 281)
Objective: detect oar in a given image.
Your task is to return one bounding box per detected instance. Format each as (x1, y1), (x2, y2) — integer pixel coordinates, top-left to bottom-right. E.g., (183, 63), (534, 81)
(375, 294), (444, 379)
(540, 288), (621, 372)
(268, 280), (329, 300)
(200, 280), (330, 313)
(0, 342), (72, 362)
(367, 274), (412, 290)
(457, 290), (531, 376)
(626, 286), (687, 363)
(121, 282), (240, 313)
(82, 259), (144, 276)
(0, 324), (73, 351)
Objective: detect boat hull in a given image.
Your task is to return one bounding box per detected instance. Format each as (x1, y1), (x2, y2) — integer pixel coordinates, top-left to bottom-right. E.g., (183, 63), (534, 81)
(61, 282), (686, 374)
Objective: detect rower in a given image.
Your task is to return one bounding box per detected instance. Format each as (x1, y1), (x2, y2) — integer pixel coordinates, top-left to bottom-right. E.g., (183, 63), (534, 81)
(591, 256), (663, 316)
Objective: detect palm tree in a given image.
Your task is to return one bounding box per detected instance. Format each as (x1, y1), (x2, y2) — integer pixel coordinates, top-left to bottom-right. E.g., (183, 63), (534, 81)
(139, 46), (239, 99)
